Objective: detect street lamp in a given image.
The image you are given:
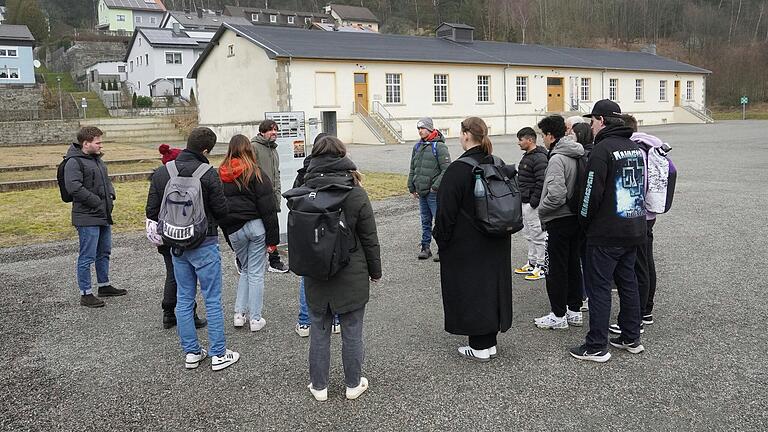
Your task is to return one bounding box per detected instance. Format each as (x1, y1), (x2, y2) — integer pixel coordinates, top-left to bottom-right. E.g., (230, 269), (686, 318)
(57, 76), (63, 120)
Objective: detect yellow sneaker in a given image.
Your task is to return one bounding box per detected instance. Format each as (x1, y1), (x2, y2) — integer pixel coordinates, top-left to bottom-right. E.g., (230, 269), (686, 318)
(524, 266), (546, 281)
(514, 262), (535, 275)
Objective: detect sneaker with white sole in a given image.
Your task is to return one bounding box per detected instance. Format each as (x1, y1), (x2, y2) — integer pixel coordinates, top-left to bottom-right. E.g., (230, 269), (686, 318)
(524, 266), (546, 281)
(642, 314), (654, 325)
(250, 318), (266, 332)
(566, 310), (583, 327)
(233, 313), (247, 328)
(295, 323), (310, 337)
(331, 323), (341, 334)
(569, 344), (611, 363)
(457, 346), (491, 362)
(514, 262), (535, 275)
(609, 322), (644, 335)
(534, 312), (568, 330)
(211, 349), (240, 371)
(488, 345), (498, 358)
(268, 261), (289, 273)
(609, 337), (645, 354)
(308, 383), (328, 401)
(184, 349), (207, 369)
(346, 377), (369, 400)
(580, 299), (589, 312)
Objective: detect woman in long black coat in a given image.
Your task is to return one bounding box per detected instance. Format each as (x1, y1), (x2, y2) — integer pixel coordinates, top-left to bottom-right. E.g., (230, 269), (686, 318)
(433, 117), (513, 362)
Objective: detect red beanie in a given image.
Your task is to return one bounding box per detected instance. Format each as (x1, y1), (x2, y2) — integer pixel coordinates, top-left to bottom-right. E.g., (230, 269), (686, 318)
(158, 143), (181, 165)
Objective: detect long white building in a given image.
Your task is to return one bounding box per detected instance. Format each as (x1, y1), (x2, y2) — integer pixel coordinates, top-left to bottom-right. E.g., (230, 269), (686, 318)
(188, 23), (712, 144)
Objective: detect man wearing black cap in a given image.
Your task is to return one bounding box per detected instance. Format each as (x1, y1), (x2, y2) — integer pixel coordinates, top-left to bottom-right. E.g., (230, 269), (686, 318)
(569, 99), (647, 363)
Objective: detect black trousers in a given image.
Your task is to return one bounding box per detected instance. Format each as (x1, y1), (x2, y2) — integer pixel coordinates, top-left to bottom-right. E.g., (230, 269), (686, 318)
(639, 219), (656, 315)
(468, 333), (497, 350)
(545, 216), (583, 317)
(159, 246), (176, 313)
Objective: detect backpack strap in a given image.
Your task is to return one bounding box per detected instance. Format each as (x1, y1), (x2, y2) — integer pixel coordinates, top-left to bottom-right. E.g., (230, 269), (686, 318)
(431, 142), (438, 159)
(456, 157), (479, 168)
(166, 160), (179, 178)
(191, 163), (212, 179)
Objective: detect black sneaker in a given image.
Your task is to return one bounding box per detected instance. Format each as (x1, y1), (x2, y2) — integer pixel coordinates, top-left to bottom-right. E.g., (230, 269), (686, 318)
(609, 337), (645, 354)
(98, 285), (127, 297)
(417, 245), (432, 260)
(642, 314), (654, 325)
(608, 322), (644, 335)
(163, 312), (177, 329)
(80, 294), (105, 308)
(569, 344), (611, 363)
(194, 313), (208, 329)
(268, 261), (289, 273)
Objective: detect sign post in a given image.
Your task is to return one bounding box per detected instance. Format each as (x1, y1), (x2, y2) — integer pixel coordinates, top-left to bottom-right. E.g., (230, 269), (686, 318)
(81, 97), (88, 120)
(740, 96), (748, 120)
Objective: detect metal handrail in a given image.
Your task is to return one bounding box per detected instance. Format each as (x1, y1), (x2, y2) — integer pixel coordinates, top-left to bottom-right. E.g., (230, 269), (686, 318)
(371, 101), (404, 141)
(682, 102), (714, 122)
(355, 103), (386, 143)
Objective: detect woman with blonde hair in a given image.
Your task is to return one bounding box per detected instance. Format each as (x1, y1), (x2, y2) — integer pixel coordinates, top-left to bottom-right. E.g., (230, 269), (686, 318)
(218, 134), (279, 332)
(433, 117), (514, 362)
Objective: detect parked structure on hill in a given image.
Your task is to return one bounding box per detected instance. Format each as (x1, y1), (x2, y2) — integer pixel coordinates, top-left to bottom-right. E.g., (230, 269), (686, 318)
(160, 9), (251, 31)
(97, 0), (166, 33)
(324, 4), (379, 32)
(223, 5), (331, 28)
(0, 25), (36, 86)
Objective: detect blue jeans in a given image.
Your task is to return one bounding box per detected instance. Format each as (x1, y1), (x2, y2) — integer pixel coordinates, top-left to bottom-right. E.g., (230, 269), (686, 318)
(419, 191), (438, 247)
(298, 277), (339, 327)
(172, 243), (226, 357)
(75, 225), (112, 295)
(229, 219), (267, 320)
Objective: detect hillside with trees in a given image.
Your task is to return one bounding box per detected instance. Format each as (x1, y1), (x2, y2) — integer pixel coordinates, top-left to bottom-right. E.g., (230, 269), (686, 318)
(5, 0), (767, 107)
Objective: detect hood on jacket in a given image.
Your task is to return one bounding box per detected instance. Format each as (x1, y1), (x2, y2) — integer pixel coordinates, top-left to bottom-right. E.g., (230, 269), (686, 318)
(550, 136), (585, 158)
(419, 129), (445, 144)
(595, 125), (634, 144)
(219, 158), (246, 183)
(66, 142), (102, 159)
(631, 132), (665, 149)
(307, 153), (358, 175)
(254, 134), (278, 149)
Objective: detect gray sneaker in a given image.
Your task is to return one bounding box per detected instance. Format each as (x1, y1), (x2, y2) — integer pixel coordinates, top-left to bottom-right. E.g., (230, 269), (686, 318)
(417, 246), (432, 260)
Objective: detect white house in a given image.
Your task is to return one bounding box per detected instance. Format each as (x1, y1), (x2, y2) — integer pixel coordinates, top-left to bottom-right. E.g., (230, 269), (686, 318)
(124, 26), (210, 98)
(85, 61), (127, 84)
(188, 23), (712, 145)
(0, 7), (7, 25)
(324, 4), (379, 32)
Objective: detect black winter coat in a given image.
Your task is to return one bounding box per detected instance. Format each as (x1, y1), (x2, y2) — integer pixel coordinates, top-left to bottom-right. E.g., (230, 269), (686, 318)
(517, 145), (548, 208)
(303, 154), (382, 315)
(433, 146), (513, 336)
(217, 162), (280, 246)
(145, 150), (229, 237)
(63, 143), (115, 227)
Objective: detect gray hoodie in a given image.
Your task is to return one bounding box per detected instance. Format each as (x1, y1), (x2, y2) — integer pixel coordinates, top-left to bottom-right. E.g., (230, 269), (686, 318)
(538, 136), (584, 225)
(252, 134), (281, 210)
(63, 142), (115, 226)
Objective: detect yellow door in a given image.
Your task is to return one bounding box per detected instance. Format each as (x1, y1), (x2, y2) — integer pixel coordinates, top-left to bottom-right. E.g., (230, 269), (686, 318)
(547, 77), (564, 112)
(674, 80), (681, 106)
(354, 73), (368, 113)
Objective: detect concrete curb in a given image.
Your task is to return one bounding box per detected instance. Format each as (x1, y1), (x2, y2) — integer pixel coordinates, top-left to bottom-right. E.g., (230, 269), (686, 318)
(0, 171), (152, 192)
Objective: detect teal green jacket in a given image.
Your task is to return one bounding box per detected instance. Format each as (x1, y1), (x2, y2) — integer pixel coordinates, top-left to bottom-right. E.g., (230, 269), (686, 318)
(407, 132), (451, 197)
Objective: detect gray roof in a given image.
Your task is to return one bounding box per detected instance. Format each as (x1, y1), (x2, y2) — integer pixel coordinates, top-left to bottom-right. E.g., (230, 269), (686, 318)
(190, 24), (710, 78)
(0, 24), (35, 45)
(103, 0), (165, 12)
(328, 4), (378, 22)
(164, 10), (251, 30)
(224, 5), (330, 19)
(124, 27), (207, 61)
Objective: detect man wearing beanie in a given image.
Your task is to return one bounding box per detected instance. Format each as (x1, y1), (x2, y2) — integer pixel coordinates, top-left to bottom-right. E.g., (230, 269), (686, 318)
(407, 117), (451, 261)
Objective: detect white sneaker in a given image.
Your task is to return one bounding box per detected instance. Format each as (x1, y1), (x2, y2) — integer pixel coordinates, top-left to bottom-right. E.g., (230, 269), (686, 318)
(580, 299), (589, 312)
(211, 349), (240, 371)
(250, 317), (266, 332)
(524, 266), (546, 281)
(184, 349), (207, 369)
(514, 262), (535, 275)
(457, 346), (491, 362)
(233, 313), (246, 328)
(308, 383), (328, 401)
(488, 345), (498, 358)
(295, 323), (310, 337)
(346, 377), (369, 400)
(534, 312), (569, 329)
(566, 310), (583, 327)
(331, 323), (341, 334)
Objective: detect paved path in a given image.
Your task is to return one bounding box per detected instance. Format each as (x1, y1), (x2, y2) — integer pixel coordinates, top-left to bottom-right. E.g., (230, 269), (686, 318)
(1, 121), (766, 430)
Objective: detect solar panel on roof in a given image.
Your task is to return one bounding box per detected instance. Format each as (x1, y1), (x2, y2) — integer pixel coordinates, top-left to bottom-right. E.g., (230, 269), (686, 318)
(105, 0), (162, 10)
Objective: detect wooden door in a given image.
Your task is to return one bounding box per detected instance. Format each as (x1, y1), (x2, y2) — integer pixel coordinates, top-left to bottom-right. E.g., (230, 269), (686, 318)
(674, 80), (681, 106)
(354, 73), (368, 112)
(547, 77), (564, 112)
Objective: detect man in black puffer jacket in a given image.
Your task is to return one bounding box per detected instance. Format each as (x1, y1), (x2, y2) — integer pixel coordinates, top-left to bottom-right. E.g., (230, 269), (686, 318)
(514, 127), (549, 281)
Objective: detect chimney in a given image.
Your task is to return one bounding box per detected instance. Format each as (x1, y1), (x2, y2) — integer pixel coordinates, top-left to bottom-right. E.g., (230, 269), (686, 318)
(172, 22), (181, 35)
(197, 8), (203, 18)
(435, 23), (474, 43)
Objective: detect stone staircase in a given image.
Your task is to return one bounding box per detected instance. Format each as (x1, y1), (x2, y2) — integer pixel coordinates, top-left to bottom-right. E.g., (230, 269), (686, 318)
(82, 117), (186, 145)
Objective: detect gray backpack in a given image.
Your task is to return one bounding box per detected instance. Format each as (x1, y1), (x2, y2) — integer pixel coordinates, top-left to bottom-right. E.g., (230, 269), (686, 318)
(157, 161), (211, 250)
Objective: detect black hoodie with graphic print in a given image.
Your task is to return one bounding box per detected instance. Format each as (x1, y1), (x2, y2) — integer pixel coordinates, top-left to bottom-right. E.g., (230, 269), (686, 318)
(578, 125), (646, 247)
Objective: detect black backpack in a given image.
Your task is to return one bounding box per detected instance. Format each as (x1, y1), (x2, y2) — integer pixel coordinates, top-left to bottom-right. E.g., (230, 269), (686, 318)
(457, 156), (523, 236)
(283, 183), (355, 280)
(56, 156), (84, 203)
(566, 154), (589, 215)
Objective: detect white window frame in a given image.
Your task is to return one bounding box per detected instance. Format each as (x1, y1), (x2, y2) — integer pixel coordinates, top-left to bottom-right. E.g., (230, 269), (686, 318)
(515, 76), (528, 102)
(137, 56), (142, 65)
(433, 74), (448, 103)
(580, 77), (591, 102)
(635, 79), (644, 101)
(251, 13), (259, 22)
(385, 73), (402, 104)
(150, 16), (157, 24)
(477, 75), (490, 103)
(165, 51), (182, 64)
(320, 18), (328, 23)
(0, 67), (20, 80)
(0, 47), (19, 57)
(135, 16), (142, 24)
(116, 14), (126, 22)
(130, 61), (133, 72)
(227, 44), (234, 57)
(305, 17), (312, 24)
(287, 16), (295, 24)
(167, 77), (184, 95)
(270, 15), (277, 23)
(609, 78), (619, 101)
(118, 65), (126, 72)
(659, 80), (667, 101)
(686, 80), (694, 101)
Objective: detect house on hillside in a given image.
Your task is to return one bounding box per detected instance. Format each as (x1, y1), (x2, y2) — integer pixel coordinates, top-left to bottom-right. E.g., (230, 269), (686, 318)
(0, 7), (6, 25)
(223, 5), (331, 28)
(97, 0), (166, 33)
(160, 9), (252, 31)
(0, 24), (36, 86)
(188, 23), (712, 145)
(324, 4), (379, 32)
(124, 26), (210, 98)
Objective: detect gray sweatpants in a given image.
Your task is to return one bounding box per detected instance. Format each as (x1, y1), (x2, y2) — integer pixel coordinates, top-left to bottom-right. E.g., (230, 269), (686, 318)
(308, 305), (366, 390)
